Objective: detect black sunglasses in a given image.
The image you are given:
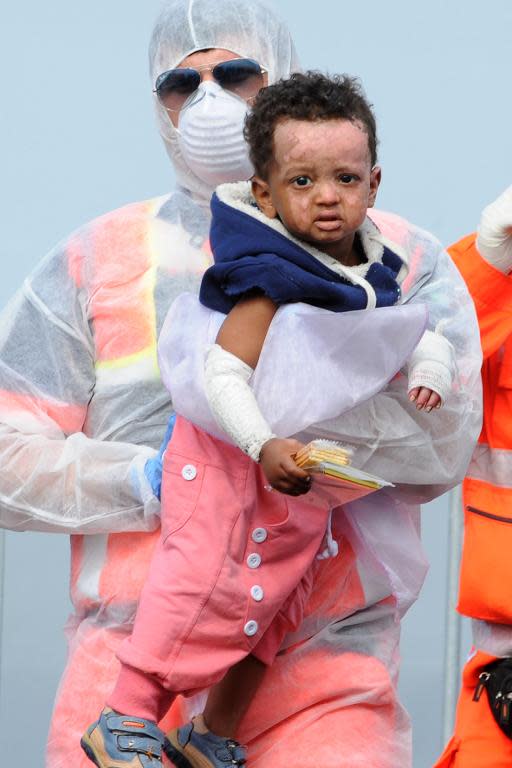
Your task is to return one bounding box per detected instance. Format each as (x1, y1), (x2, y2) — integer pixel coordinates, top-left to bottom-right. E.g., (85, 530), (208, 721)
(154, 57), (266, 112)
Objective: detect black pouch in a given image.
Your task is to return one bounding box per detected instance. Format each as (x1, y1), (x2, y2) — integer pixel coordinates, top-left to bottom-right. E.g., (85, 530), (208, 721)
(473, 658), (512, 737)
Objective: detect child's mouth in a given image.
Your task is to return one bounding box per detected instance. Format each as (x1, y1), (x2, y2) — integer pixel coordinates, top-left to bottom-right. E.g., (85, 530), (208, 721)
(314, 217), (342, 232)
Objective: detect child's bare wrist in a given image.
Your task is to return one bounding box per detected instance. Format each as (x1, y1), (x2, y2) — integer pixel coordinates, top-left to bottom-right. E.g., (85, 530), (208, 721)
(258, 437), (277, 462)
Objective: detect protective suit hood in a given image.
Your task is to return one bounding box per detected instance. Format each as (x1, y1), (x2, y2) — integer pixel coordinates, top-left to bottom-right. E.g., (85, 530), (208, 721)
(148, 0), (300, 206)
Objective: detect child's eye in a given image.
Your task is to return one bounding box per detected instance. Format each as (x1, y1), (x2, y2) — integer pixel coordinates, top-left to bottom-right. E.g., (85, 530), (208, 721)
(293, 176), (311, 187)
(339, 174), (357, 184)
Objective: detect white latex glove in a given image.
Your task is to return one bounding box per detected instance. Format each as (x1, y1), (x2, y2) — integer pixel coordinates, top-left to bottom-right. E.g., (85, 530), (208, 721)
(476, 185), (512, 273)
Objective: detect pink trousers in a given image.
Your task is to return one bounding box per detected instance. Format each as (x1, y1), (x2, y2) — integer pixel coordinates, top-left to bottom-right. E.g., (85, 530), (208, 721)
(110, 416), (331, 719)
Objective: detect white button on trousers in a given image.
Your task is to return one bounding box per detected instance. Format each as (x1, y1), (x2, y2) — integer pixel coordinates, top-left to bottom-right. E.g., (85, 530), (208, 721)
(247, 553), (262, 569)
(181, 464), (197, 481)
(244, 620), (259, 636)
(250, 585), (264, 601)
(252, 527), (268, 543)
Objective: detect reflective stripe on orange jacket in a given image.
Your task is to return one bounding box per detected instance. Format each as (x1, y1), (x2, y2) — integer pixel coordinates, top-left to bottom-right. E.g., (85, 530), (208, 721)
(449, 233), (512, 622)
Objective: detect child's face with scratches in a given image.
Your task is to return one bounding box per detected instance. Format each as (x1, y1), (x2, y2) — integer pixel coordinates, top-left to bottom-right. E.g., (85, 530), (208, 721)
(252, 118), (381, 262)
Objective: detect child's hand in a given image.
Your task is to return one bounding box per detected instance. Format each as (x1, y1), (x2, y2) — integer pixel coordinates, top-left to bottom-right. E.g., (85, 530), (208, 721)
(259, 438), (312, 496)
(408, 386), (442, 412)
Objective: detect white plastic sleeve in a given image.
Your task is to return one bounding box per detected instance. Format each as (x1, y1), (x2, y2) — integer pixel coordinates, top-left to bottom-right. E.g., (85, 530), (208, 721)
(407, 330), (454, 403)
(0, 422), (160, 533)
(204, 344), (276, 461)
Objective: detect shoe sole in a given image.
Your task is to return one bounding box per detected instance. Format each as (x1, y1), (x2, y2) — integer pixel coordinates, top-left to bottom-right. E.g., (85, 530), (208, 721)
(164, 738), (197, 768)
(80, 734), (103, 767)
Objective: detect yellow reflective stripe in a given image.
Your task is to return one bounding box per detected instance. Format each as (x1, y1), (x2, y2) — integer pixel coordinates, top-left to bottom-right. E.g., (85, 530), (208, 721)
(95, 344), (159, 374)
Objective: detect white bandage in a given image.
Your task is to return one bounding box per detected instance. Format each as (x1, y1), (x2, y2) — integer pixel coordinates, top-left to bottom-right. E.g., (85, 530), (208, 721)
(476, 185), (512, 274)
(204, 344), (276, 461)
(407, 330), (454, 403)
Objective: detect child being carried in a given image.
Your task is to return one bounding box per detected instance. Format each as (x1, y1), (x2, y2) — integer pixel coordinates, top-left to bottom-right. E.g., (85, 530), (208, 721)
(82, 71), (457, 768)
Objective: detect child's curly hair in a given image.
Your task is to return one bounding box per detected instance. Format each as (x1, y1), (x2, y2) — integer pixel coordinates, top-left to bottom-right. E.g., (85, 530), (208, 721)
(244, 71), (378, 179)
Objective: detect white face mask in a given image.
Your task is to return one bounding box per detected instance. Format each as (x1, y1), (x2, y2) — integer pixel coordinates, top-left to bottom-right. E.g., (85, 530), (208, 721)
(176, 81), (255, 188)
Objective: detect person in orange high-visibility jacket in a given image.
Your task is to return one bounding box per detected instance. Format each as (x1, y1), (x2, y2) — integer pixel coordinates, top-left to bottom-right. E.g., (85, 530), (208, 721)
(436, 185), (512, 768)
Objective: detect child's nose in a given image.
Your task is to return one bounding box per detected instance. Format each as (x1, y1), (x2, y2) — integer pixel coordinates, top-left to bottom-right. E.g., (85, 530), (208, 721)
(316, 181), (341, 204)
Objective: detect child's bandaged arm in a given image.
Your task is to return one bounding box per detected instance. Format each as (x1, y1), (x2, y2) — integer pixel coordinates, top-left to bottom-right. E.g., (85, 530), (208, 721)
(204, 295), (278, 461)
(407, 329), (454, 402)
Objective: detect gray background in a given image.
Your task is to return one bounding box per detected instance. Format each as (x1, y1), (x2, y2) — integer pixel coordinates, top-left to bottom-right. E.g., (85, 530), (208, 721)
(1, 1), (510, 765)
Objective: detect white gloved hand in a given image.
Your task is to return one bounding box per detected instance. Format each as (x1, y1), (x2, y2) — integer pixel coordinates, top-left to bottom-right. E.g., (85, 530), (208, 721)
(476, 185), (512, 273)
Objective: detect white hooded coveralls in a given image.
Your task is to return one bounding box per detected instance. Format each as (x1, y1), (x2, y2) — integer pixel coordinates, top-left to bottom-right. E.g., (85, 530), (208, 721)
(0, 1), (481, 766)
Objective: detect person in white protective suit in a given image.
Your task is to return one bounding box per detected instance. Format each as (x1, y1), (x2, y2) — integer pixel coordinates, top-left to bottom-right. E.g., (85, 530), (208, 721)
(0, 2), (482, 767)
(81, 72), (458, 768)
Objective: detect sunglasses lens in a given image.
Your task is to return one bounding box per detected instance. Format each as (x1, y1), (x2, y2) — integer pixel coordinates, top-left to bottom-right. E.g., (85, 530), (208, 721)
(213, 58), (264, 99)
(155, 68), (201, 110)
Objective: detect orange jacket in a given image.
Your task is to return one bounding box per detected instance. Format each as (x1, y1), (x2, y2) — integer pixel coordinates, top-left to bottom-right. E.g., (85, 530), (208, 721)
(449, 233), (512, 623)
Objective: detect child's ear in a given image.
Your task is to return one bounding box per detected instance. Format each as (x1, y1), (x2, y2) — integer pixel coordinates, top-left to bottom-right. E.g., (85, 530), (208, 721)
(367, 166), (381, 209)
(251, 177), (278, 219)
